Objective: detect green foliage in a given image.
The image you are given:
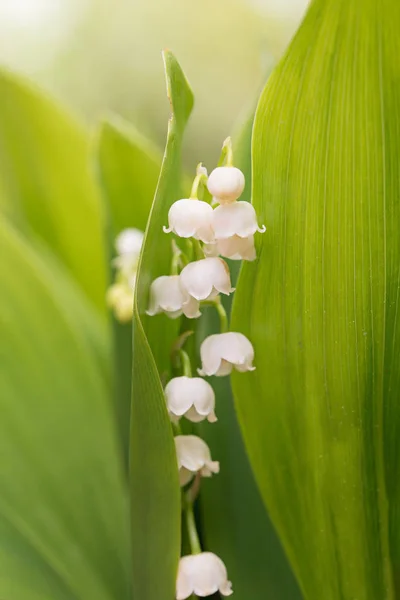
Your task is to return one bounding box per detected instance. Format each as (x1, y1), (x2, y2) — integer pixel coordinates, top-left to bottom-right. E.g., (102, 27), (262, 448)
(0, 70), (107, 312)
(0, 217), (130, 600)
(232, 0), (400, 598)
(129, 51), (194, 600)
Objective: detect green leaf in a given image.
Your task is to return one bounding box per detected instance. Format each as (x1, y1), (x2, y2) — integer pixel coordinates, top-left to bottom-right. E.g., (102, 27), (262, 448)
(97, 115), (162, 463)
(97, 115), (162, 234)
(130, 51), (194, 600)
(232, 0), (400, 598)
(0, 70), (107, 312)
(0, 216), (130, 600)
(197, 114), (301, 599)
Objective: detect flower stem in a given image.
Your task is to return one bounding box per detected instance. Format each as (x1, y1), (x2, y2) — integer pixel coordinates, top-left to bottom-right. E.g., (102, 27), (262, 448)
(185, 498), (202, 555)
(192, 239), (204, 261)
(214, 297), (229, 333)
(179, 349), (192, 377)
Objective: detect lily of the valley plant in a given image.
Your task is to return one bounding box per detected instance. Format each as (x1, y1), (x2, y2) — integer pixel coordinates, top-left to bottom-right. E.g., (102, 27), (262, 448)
(109, 138), (263, 597)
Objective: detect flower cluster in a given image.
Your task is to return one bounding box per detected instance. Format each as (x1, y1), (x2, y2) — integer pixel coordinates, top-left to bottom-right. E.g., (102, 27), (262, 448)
(145, 139), (263, 599)
(107, 228), (144, 322)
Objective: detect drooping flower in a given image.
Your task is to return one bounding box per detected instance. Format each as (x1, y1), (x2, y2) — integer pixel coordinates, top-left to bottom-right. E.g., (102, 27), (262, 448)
(163, 199), (215, 243)
(115, 228), (144, 256)
(165, 376), (217, 423)
(146, 276), (200, 319)
(215, 235), (256, 261)
(113, 228), (144, 276)
(106, 282), (134, 323)
(179, 257), (234, 301)
(175, 435), (219, 486)
(207, 166), (245, 204)
(198, 332), (255, 376)
(212, 201), (266, 239)
(176, 552), (233, 599)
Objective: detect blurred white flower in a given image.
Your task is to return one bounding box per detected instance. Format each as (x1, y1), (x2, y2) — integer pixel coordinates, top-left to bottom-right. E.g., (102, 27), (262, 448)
(198, 332), (255, 376)
(115, 227), (144, 256)
(212, 201), (266, 239)
(165, 376), (217, 423)
(179, 257), (234, 301)
(163, 199), (215, 243)
(112, 228), (144, 279)
(146, 276), (200, 319)
(175, 435), (219, 486)
(217, 234), (257, 261)
(106, 282), (134, 323)
(176, 552), (233, 599)
(207, 166), (245, 204)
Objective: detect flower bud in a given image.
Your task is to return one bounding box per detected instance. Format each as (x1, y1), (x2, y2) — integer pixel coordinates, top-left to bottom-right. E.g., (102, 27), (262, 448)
(198, 332), (255, 376)
(175, 435), (219, 486)
(176, 552), (233, 599)
(163, 199), (214, 243)
(212, 201), (266, 239)
(146, 276), (200, 319)
(165, 376), (217, 423)
(179, 257), (234, 301)
(207, 166), (245, 204)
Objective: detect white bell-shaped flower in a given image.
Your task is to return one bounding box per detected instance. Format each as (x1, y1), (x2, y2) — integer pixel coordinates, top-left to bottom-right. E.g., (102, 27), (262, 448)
(198, 332), (255, 376)
(176, 552), (233, 599)
(165, 376), (217, 423)
(113, 228), (144, 277)
(115, 228), (144, 256)
(163, 199), (214, 243)
(106, 282), (134, 323)
(179, 257), (234, 302)
(207, 166), (245, 204)
(146, 276), (200, 319)
(217, 235), (256, 261)
(213, 201), (266, 239)
(175, 435), (219, 486)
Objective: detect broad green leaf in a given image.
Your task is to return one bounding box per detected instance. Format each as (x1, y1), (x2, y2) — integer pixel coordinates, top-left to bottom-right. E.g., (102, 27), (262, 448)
(130, 51), (194, 600)
(0, 70), (107, 312)
(232, 0), (400, 598)
(197, 114), (301, 600)
(97, 115), (162, 462)
(0, 216), (130, 600)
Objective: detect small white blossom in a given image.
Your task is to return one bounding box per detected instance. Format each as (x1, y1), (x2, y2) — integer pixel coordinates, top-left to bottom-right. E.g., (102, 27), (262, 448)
(163, 199), (215, 243)
(212, 201), (266, 239)
(106, 282), (134, 323)
(217, 234), (257, 261)
(115, 228), (144, 256)
(207, 166), (245, 204)
(176, 552), (233, 599)
(146, 276), (200, 319)
(179, 257), (234, 301)
(203, 235), (256, 261)
(198, 332), (255, 376)
(165, 376), (217, 423)
(175, 435), (219, 486)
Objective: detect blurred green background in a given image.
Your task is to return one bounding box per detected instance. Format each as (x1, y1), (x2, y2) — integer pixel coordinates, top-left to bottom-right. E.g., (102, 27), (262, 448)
(0, 0), (307, 165)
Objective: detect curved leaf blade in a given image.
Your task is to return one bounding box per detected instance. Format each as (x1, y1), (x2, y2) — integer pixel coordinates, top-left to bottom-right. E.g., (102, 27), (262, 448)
(0, 70), (107, 311)
(0, 217), (130, 600)
(130, 51), (194, 600)
(232, 1), (400, 598)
